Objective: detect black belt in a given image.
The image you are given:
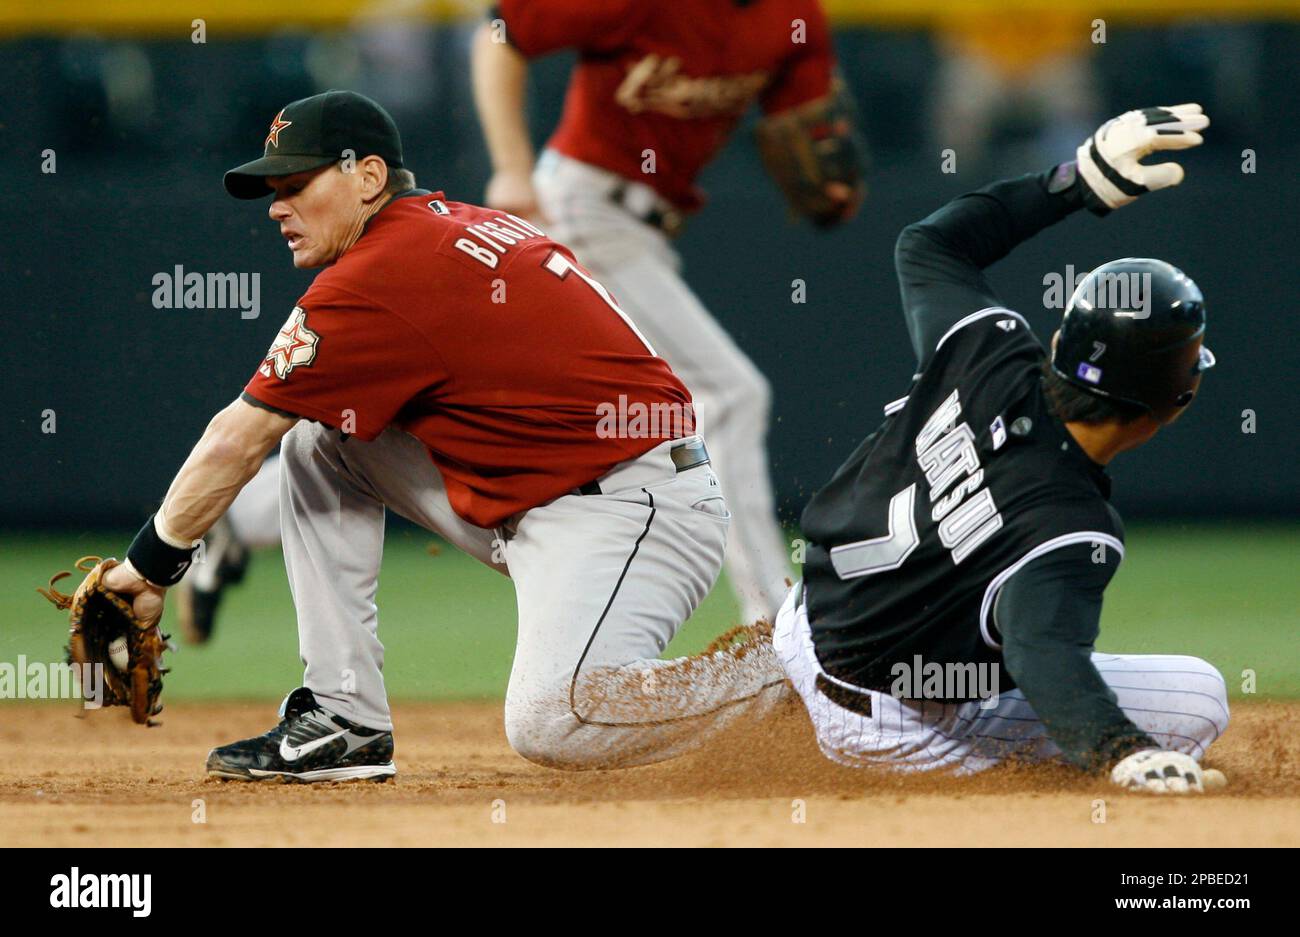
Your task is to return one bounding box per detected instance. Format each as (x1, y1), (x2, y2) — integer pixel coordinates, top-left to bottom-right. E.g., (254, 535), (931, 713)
(608, 183), (685, 238)
(803, 583), (874, 716)
(815, 673), (874, 717)
(577, 438), (710, 496)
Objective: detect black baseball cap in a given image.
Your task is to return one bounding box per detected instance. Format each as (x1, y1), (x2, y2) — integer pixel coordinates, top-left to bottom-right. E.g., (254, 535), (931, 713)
(224, 90), (404, 199)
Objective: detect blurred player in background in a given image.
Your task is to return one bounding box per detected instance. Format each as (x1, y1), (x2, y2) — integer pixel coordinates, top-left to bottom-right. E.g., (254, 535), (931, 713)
(471, 0), (865, 627)
(930, 10), (1100, 169)
(775, 105), (1231, 793)
(179, 0), (867, 643)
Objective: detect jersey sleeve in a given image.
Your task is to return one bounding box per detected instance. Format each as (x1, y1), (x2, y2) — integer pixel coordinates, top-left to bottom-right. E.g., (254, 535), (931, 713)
(243, 283), (445, 442)
(994, 541), (1156, 771)
(759, 1), (834, 114)
(493, 0), (652, 58)
(895, 163), (1088, 370)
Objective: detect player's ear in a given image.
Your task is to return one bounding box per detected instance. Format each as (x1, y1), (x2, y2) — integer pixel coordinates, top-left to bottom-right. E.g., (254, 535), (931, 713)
(357, 155), (389, 202)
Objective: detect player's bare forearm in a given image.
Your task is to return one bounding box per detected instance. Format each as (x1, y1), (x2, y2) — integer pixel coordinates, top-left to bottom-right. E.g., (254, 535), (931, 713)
(471, 21), (534, 175)
(103, 399), (293, 619)
(159, 398), (296, 544)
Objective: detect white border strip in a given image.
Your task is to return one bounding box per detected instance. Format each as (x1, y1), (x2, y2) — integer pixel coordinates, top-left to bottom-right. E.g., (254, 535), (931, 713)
(978, 531), (1125, 650)
(934, 306), (1029, 354)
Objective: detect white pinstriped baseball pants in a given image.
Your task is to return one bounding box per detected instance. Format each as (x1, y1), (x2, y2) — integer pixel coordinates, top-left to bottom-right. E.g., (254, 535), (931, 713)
(773, 584), (1231, 774)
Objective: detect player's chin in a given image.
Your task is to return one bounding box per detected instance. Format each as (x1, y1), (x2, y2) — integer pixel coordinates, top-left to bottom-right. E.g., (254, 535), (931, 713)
(290, 247), (325, 269)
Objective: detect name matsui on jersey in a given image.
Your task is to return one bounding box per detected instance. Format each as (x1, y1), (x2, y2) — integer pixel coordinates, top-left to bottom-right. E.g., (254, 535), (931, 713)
(915, 388), (1003, 565)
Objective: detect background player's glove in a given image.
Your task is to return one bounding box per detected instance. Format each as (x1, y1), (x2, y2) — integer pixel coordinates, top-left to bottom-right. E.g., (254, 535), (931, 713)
(756, 77), (867, 227)
(1076, 103), (1209, 214)
(1111, 748), (1205, 794)
(38, 556), (170, 725)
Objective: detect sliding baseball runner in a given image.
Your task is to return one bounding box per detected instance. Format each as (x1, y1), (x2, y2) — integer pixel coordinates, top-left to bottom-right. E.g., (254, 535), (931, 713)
(775, 104), (1231, 793)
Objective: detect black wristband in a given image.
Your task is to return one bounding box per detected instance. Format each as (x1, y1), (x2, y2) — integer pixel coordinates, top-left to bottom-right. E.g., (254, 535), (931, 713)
(127, 514), (197, 587)
(1051, 159), (1112, 217)
(1045, 159), (1109, 216)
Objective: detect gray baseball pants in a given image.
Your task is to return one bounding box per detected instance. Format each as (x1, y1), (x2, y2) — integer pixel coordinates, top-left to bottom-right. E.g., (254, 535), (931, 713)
(279, 422), (787, 769)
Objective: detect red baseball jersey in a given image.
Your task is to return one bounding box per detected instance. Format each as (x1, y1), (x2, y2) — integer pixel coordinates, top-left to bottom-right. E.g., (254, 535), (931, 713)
(244, 192), (693, 528)
(496, 0), (834, 210)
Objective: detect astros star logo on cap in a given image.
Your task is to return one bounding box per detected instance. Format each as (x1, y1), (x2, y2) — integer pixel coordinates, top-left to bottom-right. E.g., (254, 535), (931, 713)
(264, 109), (293, 149)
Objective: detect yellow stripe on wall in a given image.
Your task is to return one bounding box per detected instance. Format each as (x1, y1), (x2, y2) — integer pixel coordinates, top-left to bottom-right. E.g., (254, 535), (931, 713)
(0, 0), (470, 37)
(824, 0), (1300, 25)
(2, 0), (1298, 38)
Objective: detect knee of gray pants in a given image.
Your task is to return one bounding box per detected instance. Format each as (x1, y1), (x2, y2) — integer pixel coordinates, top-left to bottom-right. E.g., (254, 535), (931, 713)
(503, 692), (603, 771)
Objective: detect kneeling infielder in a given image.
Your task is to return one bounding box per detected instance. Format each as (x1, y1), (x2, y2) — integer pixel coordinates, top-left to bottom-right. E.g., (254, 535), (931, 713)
(98, 91), (786, 781)
(177, 0), (867, 645)
(775, 104), (1231, 793)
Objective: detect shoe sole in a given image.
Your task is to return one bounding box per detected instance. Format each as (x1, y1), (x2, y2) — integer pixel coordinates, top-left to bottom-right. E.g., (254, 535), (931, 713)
(208, 763), (396, 784)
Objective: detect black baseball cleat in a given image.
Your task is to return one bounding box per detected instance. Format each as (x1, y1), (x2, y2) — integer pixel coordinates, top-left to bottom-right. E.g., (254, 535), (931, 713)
(176, 515), (250, 645)
(206, 687), (396, 783)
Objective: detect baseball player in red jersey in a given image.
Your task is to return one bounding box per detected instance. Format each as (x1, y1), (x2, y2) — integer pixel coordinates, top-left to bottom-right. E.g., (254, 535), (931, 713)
(472, 0), (865, 627)
(98, 91), (787, 781)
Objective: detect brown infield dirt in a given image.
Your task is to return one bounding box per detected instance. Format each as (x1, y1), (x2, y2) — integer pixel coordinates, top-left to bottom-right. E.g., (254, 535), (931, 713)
(0, 698), (1296, 847)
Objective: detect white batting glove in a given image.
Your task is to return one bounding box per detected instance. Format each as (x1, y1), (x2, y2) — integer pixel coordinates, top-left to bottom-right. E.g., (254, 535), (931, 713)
(1111, 748), (1204, 794)
(1076, 104), (1210, 212)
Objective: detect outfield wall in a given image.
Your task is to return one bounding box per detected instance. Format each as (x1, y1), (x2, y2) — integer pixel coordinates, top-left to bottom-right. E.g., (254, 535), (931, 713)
(2, 23), (1297, 524)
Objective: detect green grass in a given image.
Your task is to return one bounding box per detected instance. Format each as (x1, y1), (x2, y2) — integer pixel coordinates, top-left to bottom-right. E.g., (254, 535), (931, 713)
(2, 524), (1295, 702)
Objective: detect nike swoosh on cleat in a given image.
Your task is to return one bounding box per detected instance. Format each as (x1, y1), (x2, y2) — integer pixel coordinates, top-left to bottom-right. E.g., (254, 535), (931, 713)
(279, 728), (348, 762)
(341, 732), (386, 756)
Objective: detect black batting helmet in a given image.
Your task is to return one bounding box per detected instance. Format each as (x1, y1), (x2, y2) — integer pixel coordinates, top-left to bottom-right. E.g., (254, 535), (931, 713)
(1050, 258), (1215, 422)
